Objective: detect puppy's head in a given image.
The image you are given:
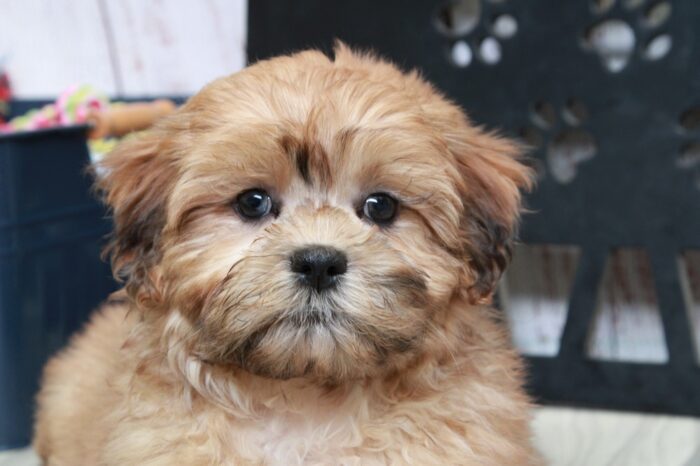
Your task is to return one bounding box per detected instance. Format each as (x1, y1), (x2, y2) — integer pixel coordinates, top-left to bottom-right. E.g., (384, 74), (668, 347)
(98, 45), (532, 382)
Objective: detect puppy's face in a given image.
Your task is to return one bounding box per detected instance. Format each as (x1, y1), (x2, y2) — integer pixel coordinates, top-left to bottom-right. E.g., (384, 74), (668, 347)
(99, 47), (531, 381)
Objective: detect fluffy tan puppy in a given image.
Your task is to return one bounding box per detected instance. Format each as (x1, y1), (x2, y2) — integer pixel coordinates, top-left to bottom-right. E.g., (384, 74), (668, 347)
(34, 44), (539, 465)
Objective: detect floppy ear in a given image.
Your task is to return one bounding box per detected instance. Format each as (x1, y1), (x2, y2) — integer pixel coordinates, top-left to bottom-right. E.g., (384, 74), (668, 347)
(451, 127), (534, 304)
(94, 130), (178, 308)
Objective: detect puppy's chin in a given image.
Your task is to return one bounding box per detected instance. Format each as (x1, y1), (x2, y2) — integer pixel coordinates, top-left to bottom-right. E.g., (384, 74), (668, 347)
(235, 312), (419, 381)
(193, 283), (432, 382)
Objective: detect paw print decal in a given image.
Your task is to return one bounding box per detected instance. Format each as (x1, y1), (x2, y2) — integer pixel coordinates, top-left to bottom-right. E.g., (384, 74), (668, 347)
(434, 0), (518, 68)
(584, 0), (672, 72)
(677, 106), (700, 191)
(521, 99), (597, 184)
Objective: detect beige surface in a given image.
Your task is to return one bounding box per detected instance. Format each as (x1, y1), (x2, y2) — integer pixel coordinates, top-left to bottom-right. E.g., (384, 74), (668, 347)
(0, 447), (38, 466)
(2, 407), (700, 466)
(532, 407), (700, 466)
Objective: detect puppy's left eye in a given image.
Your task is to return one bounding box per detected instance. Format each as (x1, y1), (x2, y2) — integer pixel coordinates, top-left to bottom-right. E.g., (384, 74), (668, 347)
(235, 189), (273, 220)
(362, 193), (398, 225)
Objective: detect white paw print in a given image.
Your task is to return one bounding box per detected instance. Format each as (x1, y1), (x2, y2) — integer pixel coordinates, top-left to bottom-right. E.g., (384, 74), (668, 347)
(521, 99), (597, 184)
(434, 0), (518, 68)
(585, 0), (672, 72)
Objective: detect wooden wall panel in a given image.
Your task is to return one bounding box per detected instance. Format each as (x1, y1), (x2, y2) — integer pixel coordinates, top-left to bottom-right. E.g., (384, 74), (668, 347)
(0, 0), (117, 98)
(103, 0), (246, 95)
(0, 0), (246, 98)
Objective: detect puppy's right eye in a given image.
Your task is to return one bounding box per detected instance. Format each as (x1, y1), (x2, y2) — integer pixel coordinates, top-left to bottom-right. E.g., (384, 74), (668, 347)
(235, 189), (273, 220)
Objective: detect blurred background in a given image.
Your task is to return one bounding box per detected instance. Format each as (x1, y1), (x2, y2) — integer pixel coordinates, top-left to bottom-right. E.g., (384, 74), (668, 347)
(2, 0), (700, 464)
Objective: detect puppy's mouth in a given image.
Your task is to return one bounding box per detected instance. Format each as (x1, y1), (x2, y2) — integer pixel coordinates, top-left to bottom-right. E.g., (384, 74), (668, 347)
(283, 306), (339, 328)
(196, 267), (433, 380)
(267, 303), (354, 336)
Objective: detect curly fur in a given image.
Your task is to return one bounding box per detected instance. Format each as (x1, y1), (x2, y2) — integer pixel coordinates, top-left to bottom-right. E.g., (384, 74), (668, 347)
(34, 44), (540, 465)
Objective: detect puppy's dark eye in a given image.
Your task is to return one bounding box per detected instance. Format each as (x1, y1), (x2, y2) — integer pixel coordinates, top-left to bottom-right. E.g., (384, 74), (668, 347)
(362, 193), (398, 224)
(235, 189), (273, 220)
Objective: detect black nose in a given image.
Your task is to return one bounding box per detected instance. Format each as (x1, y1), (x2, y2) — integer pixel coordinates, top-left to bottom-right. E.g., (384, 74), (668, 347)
(290, 246), (348, 292)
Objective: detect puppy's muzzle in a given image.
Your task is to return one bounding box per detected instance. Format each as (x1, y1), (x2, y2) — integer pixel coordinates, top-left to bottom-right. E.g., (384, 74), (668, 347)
(290, 245), (347, 292)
